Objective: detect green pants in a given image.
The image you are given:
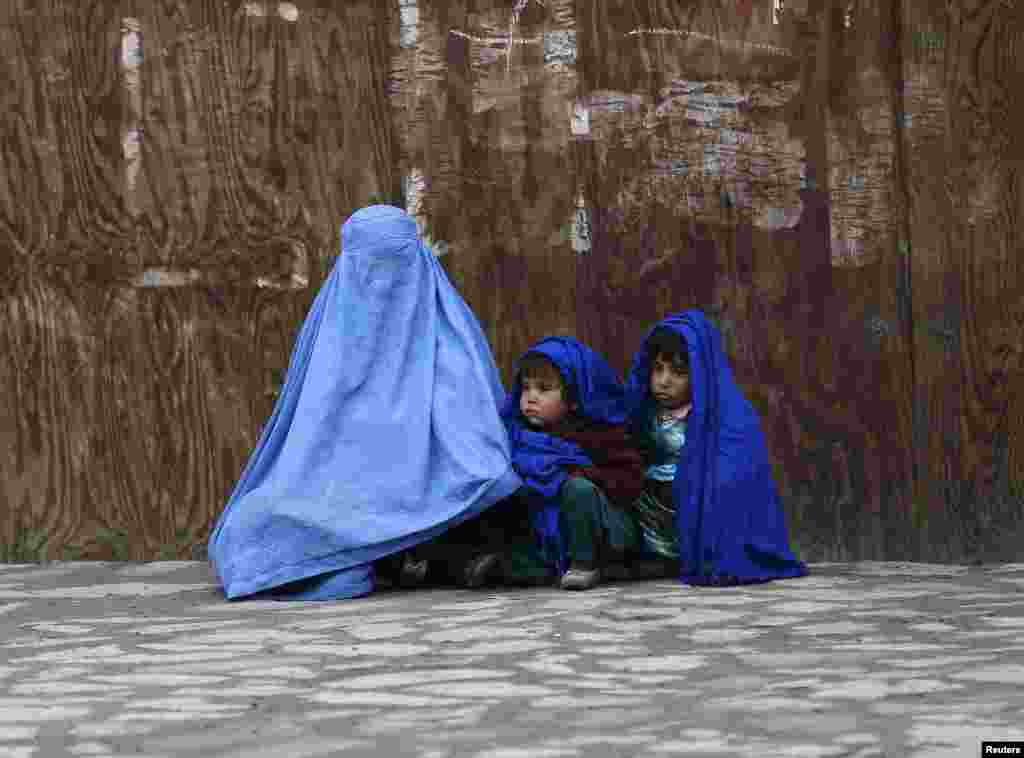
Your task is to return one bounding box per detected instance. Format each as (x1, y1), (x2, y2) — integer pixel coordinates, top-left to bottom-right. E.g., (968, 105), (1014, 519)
(498, 479), (644, 577)
(498, 477), (648, 575)
(387, 477), (662, 584)
(558, 476), (643, 564)
(438, 483), (637, 583)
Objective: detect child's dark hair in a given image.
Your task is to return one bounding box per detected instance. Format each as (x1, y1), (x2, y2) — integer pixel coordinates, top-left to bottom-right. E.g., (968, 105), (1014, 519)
(645, 326), (689, 371)
(517, 352), (577, 406)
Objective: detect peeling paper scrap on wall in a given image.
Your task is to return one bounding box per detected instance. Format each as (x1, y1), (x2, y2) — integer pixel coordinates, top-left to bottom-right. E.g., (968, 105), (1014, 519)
(399, 0), (419, 50)
(585, 91), (648, 115)
(404, 170), (447, 257)
(652, 159), (689, 178)
(571, 193), (591, 255)
(543, 30), (576, 67)
(761, 205), (802, 231)
(570, 99), (590, 136)
(243, 2), (299, 21)
(624, 27), (795, 58)
(831, 238), (868, 268)
(132, 269), (201, 288)
(277, 3), (298, 22)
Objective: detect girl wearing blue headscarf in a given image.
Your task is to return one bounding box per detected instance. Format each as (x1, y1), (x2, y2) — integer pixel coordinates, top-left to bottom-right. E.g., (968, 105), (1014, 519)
(206, 206), (523, 600)
(460, 337), (648, 590)
(624, 310), (808, 585)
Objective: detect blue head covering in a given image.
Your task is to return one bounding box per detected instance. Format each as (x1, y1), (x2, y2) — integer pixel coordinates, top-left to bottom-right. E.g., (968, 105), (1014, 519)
(625, 309), (808, 585)
(500, 337), (628, 573)
(208, 206), (522, 600)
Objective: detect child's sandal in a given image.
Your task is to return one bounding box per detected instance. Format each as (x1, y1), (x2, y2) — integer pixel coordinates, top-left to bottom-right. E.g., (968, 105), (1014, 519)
(463, 553), (503, 589)
(398, 553), (429, 587)
(560, 565), (601, 591)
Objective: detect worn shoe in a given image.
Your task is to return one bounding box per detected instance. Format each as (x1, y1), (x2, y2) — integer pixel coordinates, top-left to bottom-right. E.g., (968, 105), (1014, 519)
(398, 554), (429, 588)
(463, 553), (503, 589)
(560, 565), (601, 591)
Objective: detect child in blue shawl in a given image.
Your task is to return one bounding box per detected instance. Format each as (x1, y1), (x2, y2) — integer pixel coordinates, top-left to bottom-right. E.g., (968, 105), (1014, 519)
(625, 310), (808, 585)
(470, 337), (647, 591)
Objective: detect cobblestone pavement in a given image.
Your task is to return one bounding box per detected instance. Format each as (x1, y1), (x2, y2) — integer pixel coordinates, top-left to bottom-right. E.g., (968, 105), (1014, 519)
(1, 561), (1023, 758)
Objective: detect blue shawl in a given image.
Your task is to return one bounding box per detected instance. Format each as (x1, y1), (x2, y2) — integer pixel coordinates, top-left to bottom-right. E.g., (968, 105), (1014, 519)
(207, 206), (522, 600)
(625, 310), (808, 585)
(499, 337), (629, 573)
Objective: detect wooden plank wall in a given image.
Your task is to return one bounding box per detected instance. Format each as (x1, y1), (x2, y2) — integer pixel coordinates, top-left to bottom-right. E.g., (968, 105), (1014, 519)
(1, 0), (1022, 562)
(0, 0), (399, 559)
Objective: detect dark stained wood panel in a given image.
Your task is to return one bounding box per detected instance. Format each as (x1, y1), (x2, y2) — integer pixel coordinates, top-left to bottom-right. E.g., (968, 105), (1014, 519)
(1, 0), (1022, 563)
(0, 0), (398, 559)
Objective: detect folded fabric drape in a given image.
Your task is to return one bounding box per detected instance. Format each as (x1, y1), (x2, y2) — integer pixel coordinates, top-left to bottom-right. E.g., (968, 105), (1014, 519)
(625, 309), (808, 585)
(208, 205), (522, 600)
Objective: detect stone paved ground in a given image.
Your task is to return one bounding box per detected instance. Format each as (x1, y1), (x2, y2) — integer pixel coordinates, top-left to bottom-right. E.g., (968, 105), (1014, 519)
(1, 561), (1023, 758)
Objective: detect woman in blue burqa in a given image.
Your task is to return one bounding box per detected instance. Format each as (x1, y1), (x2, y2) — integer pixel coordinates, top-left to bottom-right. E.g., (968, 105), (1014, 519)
(207, 205), (523, 600)
(624, 309), (808, 585)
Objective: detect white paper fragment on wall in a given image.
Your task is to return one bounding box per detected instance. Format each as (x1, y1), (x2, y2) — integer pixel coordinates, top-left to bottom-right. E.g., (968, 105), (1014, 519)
(123, 128), (141, 167)
(405, 170), (426, 220)
(244, 2), (267, 17)
(832, 238), (868, 267)
(762, 206), (803, 230)
(704, 145), (721, 177)
(652, 159), (689, 177)
(406, 170), (434, 248)
(399, 0), (419, 50)
(404, 170), (447, 257)
(653, 82), (746, 118)
(277, 2), (299, 22)
(571, 101), (590, 136)
(544, 30), (576, 67)
(625, 28), (794, 57)
(122, 18), (142, 209)
(571, 194), (591, 254)
(799, 160), (817, 190)
(133, 269), (201, 288)
(121, 18), (142, 70)
(587, 91), (647, 114)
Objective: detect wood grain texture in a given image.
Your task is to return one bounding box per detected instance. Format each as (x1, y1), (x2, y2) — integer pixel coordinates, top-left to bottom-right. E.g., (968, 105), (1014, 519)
(902, 0), (1024, 560)
(1, 0), (1021, 562)
(0, 0), (396, 558)
(398, 0), (580, 385)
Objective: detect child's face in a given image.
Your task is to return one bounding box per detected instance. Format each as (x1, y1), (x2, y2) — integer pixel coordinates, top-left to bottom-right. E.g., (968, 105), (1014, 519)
(519, 369), (574, 429)
(650, 353), (691, 411)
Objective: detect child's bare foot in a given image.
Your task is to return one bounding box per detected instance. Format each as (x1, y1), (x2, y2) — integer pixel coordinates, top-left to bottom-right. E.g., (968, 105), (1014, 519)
(560, 561), (601, 590)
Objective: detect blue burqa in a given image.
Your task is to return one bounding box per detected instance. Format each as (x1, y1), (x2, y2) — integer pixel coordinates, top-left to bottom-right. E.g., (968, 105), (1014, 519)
(208, 206), (523, 600)
(499, 337), (629, 574)
(625, 309), (808, 585)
